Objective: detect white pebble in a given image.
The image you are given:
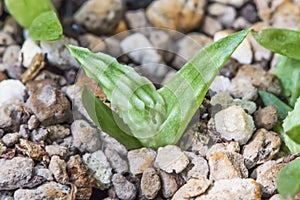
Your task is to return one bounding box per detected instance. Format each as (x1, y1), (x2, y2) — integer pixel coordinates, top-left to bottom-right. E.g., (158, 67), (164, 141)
(0, 80), (26, 106)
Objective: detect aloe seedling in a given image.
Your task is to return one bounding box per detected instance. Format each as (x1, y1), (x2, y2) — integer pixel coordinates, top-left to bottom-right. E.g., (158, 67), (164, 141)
(5, 0), (62, 40)
(68, 29), (250, 149)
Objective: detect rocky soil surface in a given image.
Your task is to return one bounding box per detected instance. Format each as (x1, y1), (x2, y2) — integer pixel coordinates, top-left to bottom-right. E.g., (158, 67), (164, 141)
(0, 0), (299, 199)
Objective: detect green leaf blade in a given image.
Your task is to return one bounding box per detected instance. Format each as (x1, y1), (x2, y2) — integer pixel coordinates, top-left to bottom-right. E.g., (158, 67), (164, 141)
(283, 97), (300, 144)
(259, 91), (292, 120)
(82, 86), (142, 150)
(5, 0), (53, 28)
(28, 11), (63, 41)
(277, 158), (300, 198)
(252, 28), (300, 61)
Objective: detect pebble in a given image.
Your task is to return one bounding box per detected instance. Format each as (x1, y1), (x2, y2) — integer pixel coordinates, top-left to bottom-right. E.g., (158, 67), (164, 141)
(255, 160), (285, 197)
(0, 157), (34, 190)
(209, 75), (231, 93)
(208, 151), (248, 181)
(214, 106), (255, 145)
(45, 144), (68, 158)
(74, 0), (125, 34)
(240, 3), (259, 23)
(146, 0), (206, 33)
(243, 129), (281, 169)
(27, 115), (40, 130)
(214, 30), (253, 64)
(19, 39), (43, 68)
(2, 45), (22, 79)
(233, 16), (252, 30)
(0, 80), (26, 106)
(269, 194), (285, 200)
(0, 141), (7, 155)
(0, 191), (13, 200)
(254, 106), (278, 130)
(34, 165), (53, 181)
(211, 0), (248, 7)
(40, 37), (79, 69)
(71, 120), (102, 153)
(229, 78), (258, 100)
(172, 178), (211, 200)
(103, 37), (122, 58)
(49, 155), (69, 184)
(78, 34), (106, 53)
(120, 33), (167, 79)
(1, 132), (19, 147)
(104, 147), (128, 174)
(16, 139), (46, 160)
(271, 1), (300, 30)
(14, 181), (71, 200)
(125, 9), (150, 30)
(112, 174), (137, 200)
(141, 168), (161, 199)
(67, 155), (95, 188)
(83, 150), (112, 189)
(25, 79), (72, 126)
(149, 30), (173, 63)
(254, 0), (284, 21)
(173, 32), (212, 67)
(206, 141), (240, 157)
(185, 152), (209, 180)
(127, 147), (156, 175)
(231, 99), (257, 114)
(159, 170), (178, 198)
(0, 31), (15, 46)
(0, 101), (23, 132)
(30, 128), (48, 142)
(195, 178), (261, 199)
(46, 125), (71, 142)
(208, 3), (237, 27)
(202, 16), (223, 36)
(155, 145), (190, 174)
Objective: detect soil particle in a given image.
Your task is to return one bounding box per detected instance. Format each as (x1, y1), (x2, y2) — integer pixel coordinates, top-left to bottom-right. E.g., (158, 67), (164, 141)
(112, 174), (137, 200)
(141, 168), (161, 199)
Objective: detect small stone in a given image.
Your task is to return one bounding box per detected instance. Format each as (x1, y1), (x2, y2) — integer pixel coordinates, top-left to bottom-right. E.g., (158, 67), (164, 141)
(45, 144), (68, 158)
(74, 0), (125, 34)
(255, 160), (285, 197)
(211, 0), (248, 7)
(149, 30), (173, 62)
(2, 132), (19, 147)
(208, 3), (237, 27)
(19, 39), (43, 68)
(141, 168), (161, 199)
(159, 170), (178, 198)
(0, 157), (34, 190)
(209, 75), (231, 93)
(127, 147), (156, 175)
(172, 178), (211, 200)
(0, 31), (15, 46)
(71, 120), (102, 153)
(147, 0), (205, 33)
(155, 145), (190, 174)
(14, 182), (71, 200)
(67, 155), (95, 188)
(214, 106), (255, 145)
(83, 150), (112, 189)
(104, 147), (128, 174)
(26, 79), (71, 126)
(120, 33), (166, 78)
(112, 174), (137, 200)
(27, 115), (39, 130)
(271, 1), (300, 30)
(173, 32), (212, 67)
(49, 155), (69, 184)
(243, 129), (281, 169)
(30, 128), (48, 142)
(0, 80), (26, 106)
(229, 78), (258, 100)
(185, 152), (209, 180)
(125, 9), (150, 30)
(0, 191), (13, 200)
(202, 16), (222, 36)
(214, 30), (253, 64)
(16, 139), (46, 160)
(233, 16), (252, 30)
(206, 141), (240, 157)
(195, 178), (261, 200)
(19, 124), (29, 139)
(254, 106), (278, 130)
(76, 187), (93, 200)
(40, 37), (79, 69)
(78, 34), (106, 53)
(0, 141), (7, 155)
(208, 151), (248, 181)
(231, 99), (257, 114)
(46, 125), (71, 142)
(34, 165), (53, 181)
(2, 45), (22, 79)
(240, 3), (259, 23)
(34, 70), (66, 86)
(269, 194), (285, 200)
(103, 37), (122, 58)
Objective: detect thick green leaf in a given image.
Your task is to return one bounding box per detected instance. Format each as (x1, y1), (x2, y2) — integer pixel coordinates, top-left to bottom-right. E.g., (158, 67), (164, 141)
(81, 86), (142, 149)
(252, 28), (300, 61)
(273, 123), (300, 154)
(277, 158), (300, 198)
(5, 0), (53, 28)
(28, 11), (62, 41)
(259, 91), (292, 120)
(274, 56), (300, 107)
(283, 97), (300, 144)
(68, 29), (250, 149)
